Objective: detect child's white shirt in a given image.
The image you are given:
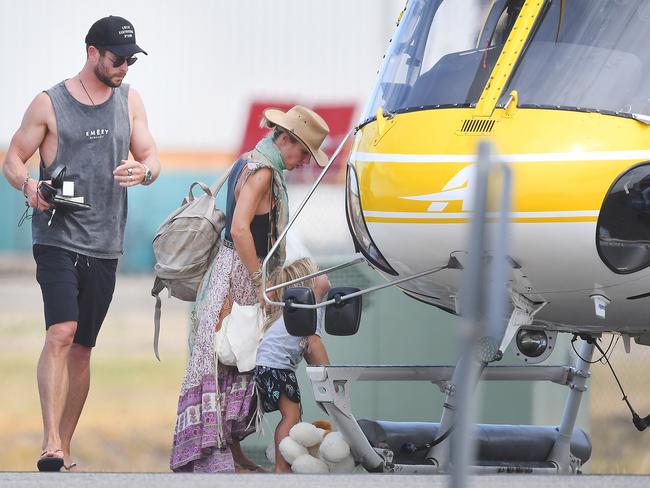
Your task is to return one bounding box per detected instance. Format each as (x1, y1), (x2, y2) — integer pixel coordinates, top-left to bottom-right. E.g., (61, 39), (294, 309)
(256, 310), (323, 371)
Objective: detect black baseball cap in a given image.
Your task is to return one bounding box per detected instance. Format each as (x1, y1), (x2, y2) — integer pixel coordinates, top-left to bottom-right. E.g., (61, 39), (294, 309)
(85, 15), (148, 57)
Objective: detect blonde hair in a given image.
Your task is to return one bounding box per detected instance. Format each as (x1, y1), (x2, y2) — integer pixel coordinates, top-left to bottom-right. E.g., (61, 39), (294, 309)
(264, 257), (319, 331)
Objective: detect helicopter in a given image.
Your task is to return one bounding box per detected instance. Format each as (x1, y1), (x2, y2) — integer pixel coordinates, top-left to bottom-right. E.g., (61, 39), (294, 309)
(347, 0), (650, 348)
(264, 0), (650, 475)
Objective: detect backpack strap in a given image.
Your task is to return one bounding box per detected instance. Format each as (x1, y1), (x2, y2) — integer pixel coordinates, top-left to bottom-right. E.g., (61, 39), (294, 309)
(209, 161), (237, 196)
(151, 277), (166, 361)
(185, 181), (212, 204)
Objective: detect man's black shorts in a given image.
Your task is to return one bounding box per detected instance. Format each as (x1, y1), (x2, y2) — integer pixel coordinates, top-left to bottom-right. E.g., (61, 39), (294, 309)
(33, 244), (118, 347)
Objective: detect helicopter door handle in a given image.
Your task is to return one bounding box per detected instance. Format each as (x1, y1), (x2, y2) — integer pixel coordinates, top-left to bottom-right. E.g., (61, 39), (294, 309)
(504, 90), (519, 117)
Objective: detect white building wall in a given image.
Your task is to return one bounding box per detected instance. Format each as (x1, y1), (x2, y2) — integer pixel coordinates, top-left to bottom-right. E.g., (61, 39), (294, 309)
(0, 0), (404, 150)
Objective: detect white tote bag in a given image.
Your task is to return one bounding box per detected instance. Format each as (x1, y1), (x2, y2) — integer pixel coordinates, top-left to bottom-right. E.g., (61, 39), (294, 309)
(215, 302), (263, 372)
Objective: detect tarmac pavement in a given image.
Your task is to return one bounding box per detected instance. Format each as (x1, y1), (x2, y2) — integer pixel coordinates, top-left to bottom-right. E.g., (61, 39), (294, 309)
(2, 473), (650, 488)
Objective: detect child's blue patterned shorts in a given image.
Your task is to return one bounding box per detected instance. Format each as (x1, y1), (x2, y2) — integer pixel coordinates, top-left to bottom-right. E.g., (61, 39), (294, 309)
(254, 365), (301, 413)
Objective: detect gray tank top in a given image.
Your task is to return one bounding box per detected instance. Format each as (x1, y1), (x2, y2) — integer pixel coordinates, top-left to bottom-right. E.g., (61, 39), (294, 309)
(32, 80), (130, 259)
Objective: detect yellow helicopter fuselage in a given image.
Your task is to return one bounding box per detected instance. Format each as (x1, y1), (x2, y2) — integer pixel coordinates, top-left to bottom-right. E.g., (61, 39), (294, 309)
(347, 0), (650, 335)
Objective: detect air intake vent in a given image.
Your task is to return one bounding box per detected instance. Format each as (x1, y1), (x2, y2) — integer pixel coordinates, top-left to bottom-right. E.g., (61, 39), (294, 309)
(458, 119), (496, 135)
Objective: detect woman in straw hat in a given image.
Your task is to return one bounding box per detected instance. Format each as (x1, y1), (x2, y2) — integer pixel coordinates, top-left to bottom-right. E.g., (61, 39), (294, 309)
(170, 106), (330, 473)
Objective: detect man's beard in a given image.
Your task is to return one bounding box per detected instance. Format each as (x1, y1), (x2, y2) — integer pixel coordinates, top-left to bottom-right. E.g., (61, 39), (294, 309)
(94, 65), (122, 88)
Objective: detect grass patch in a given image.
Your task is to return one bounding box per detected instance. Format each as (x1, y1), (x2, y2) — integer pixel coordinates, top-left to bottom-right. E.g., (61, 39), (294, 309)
(0, 352), (187, 472)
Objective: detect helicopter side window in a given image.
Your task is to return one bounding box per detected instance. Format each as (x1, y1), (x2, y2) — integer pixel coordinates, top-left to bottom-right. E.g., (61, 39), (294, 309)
(477, 0), (522, 49)
(368, 0), (443, 115)
(360, 0), (513, 123)
(402, 0), (516, 111)
(597, 164), (650, 274)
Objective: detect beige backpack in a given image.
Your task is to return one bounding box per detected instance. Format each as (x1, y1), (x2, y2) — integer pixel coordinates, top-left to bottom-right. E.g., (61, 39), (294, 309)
(151, 164), (234, 359)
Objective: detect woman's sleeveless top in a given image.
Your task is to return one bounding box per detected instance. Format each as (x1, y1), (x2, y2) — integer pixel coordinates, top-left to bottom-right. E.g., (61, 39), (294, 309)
(223, 159), (272, 257)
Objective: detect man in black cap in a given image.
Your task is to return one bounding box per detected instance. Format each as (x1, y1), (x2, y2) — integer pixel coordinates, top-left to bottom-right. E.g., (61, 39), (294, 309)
(2, 15), (160, 471)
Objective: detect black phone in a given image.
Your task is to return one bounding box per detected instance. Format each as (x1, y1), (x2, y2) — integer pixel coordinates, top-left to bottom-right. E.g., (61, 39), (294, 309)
(38, 170), (91, 212)
(51, 195), (91, 211)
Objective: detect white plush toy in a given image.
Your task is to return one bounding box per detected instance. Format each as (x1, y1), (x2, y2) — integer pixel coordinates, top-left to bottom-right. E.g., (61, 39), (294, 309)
(268, 421), (358, 474)
(278, 436), (308, 464)
(292, 453), (329, 474)
(319, 431), (351, 463)
(290, 422), (323, 447)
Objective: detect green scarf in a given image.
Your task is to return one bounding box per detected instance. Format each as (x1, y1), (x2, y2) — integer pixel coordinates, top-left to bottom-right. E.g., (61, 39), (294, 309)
(242, 136), (290, 272)
(255, 136), (287, 194)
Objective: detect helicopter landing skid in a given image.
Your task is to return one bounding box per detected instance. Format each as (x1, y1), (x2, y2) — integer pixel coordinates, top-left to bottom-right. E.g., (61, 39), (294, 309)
(307, 353), (593, 474)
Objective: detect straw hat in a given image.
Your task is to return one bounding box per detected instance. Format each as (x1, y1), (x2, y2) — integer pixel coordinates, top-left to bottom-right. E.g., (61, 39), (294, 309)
(263, 105), (330, 167)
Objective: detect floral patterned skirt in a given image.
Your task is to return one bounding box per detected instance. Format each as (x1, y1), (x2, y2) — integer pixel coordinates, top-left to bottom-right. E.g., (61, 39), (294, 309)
(170, 244), (258, 473)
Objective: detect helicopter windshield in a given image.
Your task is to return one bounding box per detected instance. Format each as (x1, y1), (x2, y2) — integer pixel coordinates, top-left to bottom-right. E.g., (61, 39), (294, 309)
(361, 0), (522, 123)
(497, 0), (650, 118)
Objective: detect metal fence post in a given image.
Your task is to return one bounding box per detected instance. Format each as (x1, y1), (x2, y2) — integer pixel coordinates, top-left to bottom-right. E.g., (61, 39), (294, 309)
(450, 141), (511, 487)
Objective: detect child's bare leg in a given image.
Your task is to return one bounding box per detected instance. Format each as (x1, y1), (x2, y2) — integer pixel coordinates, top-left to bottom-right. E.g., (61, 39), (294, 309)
(274, 394), (301, 473)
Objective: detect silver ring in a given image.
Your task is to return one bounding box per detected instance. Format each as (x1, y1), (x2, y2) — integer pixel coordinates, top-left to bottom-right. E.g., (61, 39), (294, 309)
(128, 175), (134, 181)
(127, 168), (133, 176)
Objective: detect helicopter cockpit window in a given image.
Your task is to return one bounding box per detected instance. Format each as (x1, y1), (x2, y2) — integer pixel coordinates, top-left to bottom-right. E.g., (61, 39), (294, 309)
(360, 0), (518, 124)
(597, 164), (650, 274)
(497, 0), (650, 118)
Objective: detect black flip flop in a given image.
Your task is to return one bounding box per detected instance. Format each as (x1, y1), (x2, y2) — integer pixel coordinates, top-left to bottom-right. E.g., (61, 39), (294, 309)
(37, 450), (64, 472)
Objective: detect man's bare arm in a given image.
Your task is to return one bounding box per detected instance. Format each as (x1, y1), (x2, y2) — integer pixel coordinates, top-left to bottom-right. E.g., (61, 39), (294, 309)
(114, 88), (160, 187)
(2, 93), (53, 210)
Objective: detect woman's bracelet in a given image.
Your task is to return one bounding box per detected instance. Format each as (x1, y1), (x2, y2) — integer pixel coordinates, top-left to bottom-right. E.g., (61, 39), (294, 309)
(21, 175), (31, 198)
(250, 270), (262, 287)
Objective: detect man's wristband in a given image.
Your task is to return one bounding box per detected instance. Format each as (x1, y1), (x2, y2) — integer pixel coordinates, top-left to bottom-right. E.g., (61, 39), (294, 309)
(21, 175), (31, 198)
(141, 164), (153, 185)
